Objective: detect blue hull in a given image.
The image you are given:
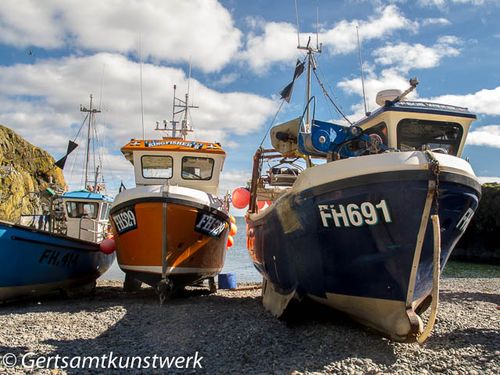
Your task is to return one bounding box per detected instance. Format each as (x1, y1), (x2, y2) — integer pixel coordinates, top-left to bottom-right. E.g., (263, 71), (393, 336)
(247, 169), (480, 308)
(0, 221), (115, 302)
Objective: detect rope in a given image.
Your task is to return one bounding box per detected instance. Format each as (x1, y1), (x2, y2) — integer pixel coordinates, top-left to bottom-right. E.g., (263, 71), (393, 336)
(417, 214), (441, 344)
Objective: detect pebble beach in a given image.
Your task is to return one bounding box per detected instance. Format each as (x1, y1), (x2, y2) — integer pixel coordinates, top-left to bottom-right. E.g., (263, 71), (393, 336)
(0, 276), (498, 374)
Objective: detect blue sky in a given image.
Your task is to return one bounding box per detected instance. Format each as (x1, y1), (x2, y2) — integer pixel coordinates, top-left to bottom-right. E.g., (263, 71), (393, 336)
(0, 0), (499, 205)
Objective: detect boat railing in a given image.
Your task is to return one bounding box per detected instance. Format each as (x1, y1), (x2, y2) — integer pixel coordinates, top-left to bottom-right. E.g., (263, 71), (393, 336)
(78, 217), (106, 242)
(394, 100), (471, 113)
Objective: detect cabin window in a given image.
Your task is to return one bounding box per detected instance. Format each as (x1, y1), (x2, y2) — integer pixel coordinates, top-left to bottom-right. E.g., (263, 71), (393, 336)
(181, 156), (214, 180)
(141, 155), (173, 179)
(397, 119), (463, 156)
(66, 201), (98, 219)
(100, 203), (110, 220)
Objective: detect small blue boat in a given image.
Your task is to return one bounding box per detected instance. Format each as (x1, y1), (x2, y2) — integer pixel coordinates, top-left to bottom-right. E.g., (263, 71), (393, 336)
(245, 44), (481, 342)
(0, 95), (115, 302)
(0, 218), (114, 301)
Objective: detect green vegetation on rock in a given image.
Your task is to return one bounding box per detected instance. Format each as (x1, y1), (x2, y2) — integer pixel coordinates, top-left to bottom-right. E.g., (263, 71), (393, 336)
(0, 124), (66, 222)
(454, 183), (500, 263)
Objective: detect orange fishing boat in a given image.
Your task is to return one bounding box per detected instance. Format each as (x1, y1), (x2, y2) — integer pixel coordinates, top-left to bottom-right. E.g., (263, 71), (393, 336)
(110, 85), (233, 302)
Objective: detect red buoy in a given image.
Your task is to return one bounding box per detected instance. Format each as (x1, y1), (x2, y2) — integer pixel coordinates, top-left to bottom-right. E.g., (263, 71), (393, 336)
(99, 238), (116, 254)
(227, 235), (234, 248)
(232, 187), (250, 209)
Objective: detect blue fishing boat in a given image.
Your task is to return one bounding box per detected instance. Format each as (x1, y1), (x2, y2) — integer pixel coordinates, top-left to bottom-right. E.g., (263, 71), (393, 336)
(245, 42), (480, 342)
(0, 95), (115, 302)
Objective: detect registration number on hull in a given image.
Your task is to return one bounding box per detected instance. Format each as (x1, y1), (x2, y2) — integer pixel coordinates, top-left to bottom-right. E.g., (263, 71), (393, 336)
(195, 211), (226, 238)
(111, 206), (137, 234)
(318, 200), (392, 228)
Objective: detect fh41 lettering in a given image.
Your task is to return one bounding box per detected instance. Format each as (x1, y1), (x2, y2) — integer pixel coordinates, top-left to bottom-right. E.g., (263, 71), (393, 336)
(319, 200), (392, 228)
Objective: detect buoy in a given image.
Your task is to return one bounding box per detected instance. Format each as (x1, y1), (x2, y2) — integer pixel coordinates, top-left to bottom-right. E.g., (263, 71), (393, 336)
(218, 273), (237, 289)
(99, 238), (115, 254)
(232, 187), (250, 209)
(227, 235), (234, 248)
(257, 200), (266, 210)
(229, 223), (238, 236)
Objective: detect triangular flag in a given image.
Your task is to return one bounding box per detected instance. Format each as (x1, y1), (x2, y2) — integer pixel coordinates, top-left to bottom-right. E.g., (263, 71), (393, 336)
(55, 140), (78, 169)
(280, 59), (305, 103)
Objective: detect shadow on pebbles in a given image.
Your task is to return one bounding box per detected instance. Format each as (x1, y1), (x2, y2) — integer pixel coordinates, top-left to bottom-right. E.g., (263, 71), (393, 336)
(0, 278), (498, 374)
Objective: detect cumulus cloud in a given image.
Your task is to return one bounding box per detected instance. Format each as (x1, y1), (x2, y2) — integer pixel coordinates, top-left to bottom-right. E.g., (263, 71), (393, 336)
(466, 125), (500, 148)
(322, 5), (416, 55)
(0, 53), (276, 190)
(0, 0), (242, 73)
(420, 17), (451, 26)
(429, 87), (500, 116)
(418, 0), (488, 6)
(241, 5), (415, 72)
(338, 67), (412, 116)
(373, 36), (460, 72)
(478, 176), (500, 184)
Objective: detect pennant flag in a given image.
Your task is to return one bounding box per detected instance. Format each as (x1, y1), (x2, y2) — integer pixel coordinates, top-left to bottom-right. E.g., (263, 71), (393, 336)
(55, 140), (78, 169)
(280, 59), (305, 103)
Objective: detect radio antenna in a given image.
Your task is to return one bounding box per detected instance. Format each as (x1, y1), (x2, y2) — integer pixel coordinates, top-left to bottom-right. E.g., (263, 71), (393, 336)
(356, 26), (369, 116)
(139, 33), (145, 139)
(294, 0), (301, 46)
(316, 6), (320, 50)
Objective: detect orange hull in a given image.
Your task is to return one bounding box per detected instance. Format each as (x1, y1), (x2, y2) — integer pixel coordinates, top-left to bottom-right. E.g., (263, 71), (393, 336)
(110, 199), (229, 287)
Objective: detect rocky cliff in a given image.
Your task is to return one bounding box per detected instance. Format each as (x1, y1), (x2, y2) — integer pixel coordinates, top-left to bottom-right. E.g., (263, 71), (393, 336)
(0, 125), (66, 222)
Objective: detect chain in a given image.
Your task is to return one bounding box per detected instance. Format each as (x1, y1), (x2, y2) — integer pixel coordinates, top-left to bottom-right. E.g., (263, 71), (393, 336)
(425, 150), (441, 215)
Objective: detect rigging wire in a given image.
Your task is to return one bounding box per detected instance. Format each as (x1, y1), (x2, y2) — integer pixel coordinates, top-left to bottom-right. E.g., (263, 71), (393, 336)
(312, 65), (353, 125)
(258, 99), (285, 149)
(314, 61), (350, 122)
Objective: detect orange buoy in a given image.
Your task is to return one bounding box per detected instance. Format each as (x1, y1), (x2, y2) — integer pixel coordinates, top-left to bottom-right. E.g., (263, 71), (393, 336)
(232, 187), (250, 209)
(227, 235), (234, 248)
(229, 223), (238, 236)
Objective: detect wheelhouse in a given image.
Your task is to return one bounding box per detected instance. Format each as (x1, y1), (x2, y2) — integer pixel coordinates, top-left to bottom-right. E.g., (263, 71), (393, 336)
(121, 138), (226, 195)
(356, 101), (476, 157)
(62, 190), (113, 242)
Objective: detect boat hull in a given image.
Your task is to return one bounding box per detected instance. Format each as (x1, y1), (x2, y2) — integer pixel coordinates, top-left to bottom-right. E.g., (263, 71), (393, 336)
(110, 192), (230, 289)
(0, 221), (115, 302)
(247, 154), (481, 340)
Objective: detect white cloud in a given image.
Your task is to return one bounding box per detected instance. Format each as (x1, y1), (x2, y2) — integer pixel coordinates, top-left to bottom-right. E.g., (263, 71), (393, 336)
(421, 17), (451, 26)
(240, 21), (299, 72)
(338, 67), (411, 116)
(373, 36), (460, 72)
(429, 87), (500, 116)
(0, 53), (276, 189)
(418, 0), (488, 6)
(323, 5), (417, 55)
(0, 0), (242, 73)
(478, 176), (500, 184)
(466, 125), (500, 148)
(241, 5), (415, 72)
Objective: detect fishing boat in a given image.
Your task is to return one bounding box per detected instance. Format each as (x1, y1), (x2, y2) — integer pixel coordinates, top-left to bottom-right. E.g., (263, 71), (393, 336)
(110, 85), (234, 302)
(244, 40), (481, 342)
(0, 95), (115, 302)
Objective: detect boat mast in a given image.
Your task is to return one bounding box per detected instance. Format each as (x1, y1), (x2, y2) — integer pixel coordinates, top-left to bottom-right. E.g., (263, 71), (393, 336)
(157, 84), (198, 140)
(80, 94), (101, 189)
(298, 36), (321, 167)
(297, 37), (321, 132)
